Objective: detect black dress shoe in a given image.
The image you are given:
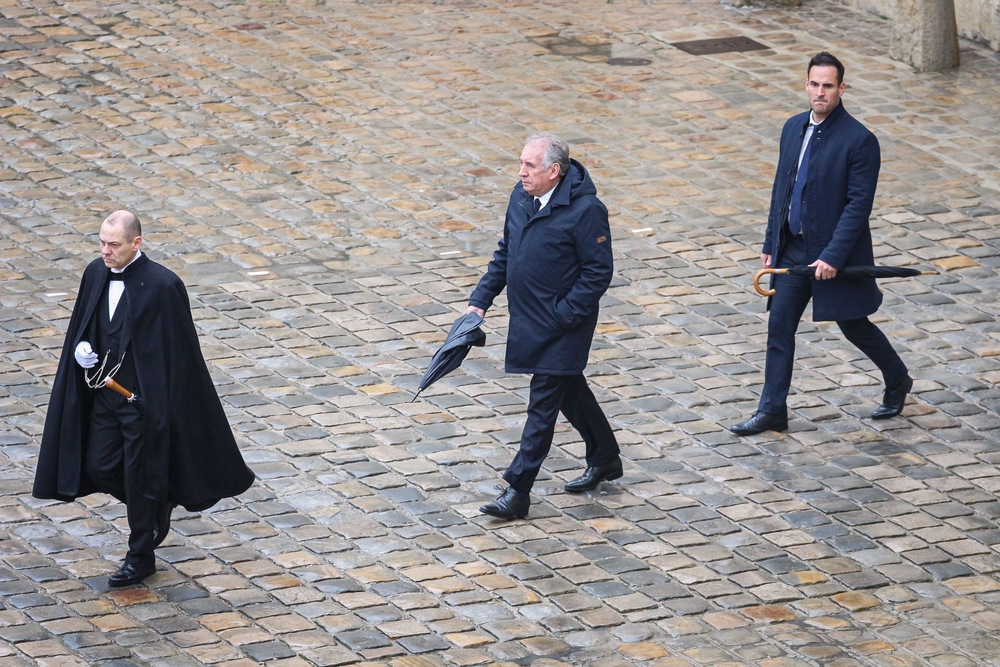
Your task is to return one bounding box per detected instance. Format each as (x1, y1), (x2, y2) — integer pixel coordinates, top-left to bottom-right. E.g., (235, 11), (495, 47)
(564, 458), (623, 493)
(152, 503), (175, 549)
(730, 411), (788, 436)
(108, 561), (156, 588)
(871, 376), (913, 420)
(480, 487), (529, 520)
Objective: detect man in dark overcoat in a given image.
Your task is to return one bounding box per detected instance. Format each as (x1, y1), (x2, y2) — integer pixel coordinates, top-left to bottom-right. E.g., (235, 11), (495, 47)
(467, 133), (622, 519)
(731, 52), (912, 436)
(34, 210), (255, 586)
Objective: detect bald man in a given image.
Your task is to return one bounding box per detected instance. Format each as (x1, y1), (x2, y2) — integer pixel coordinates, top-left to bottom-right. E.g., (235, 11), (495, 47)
(35, 211), (254, 587)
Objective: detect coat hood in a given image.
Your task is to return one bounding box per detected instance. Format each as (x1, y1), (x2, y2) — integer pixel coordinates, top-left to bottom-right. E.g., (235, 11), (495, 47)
(516, 159), (597, 208)
(549, 159), (596, 207)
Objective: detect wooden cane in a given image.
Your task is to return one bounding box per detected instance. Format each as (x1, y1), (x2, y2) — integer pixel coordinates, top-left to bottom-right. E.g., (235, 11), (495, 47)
(104, 377), (135, 401)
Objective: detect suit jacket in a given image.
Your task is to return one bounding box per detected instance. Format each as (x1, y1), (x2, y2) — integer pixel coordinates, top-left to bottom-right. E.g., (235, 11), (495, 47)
(34, 254), (255, 511)
(469, 160), (613, 375)
(762, 101), (883, 322)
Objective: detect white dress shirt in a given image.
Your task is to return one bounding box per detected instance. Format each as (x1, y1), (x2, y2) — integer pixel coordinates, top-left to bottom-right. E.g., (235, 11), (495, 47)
(109, 250), (142, 319)
(534, 187), (555, 212)
(796, 111), (825, 172)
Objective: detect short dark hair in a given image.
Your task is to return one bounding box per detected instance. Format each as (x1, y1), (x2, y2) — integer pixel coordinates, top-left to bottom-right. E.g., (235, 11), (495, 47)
(105, 210), (142, 241)
(808, 52), (844, 84)
(123, 213), (141, 241)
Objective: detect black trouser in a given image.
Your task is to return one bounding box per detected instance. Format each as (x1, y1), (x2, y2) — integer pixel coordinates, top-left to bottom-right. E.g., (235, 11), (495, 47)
(759, 235), (909, 418)
(504, 373), (620, 494)
(85, 390), (162, 568)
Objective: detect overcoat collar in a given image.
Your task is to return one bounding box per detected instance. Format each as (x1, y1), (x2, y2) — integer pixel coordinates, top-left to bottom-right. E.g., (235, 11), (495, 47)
(521, 161), (580, 222)
(804, 99), (848, 134)
(116, 251), (150, 279)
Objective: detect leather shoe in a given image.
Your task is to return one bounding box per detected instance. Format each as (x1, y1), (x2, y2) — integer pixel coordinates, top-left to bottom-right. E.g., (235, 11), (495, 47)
(480, 487), (529, 520)
(730, 411), (788, 436)
(871, 376), (913, 420)
(564, 458), (623, 493)
(152, 503), (175, 549)
(108, 561), (156, 588)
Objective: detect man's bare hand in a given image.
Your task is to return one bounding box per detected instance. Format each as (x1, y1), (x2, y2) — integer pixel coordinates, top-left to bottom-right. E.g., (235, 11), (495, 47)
(466, 305), (485, 317)
(809, 259), (838, 280)
(761, 254), (772, 269)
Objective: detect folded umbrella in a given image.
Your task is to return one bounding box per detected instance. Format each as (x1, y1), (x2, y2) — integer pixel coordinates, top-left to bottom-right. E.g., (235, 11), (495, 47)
(412, 312), (486, 401)
(754, 265), (938, 297)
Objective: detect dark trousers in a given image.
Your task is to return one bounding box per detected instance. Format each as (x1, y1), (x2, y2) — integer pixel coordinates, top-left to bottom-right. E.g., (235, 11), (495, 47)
(84, 391), (161, 568)
(759, 235), (909, 418)
(504, 373), (620, 494)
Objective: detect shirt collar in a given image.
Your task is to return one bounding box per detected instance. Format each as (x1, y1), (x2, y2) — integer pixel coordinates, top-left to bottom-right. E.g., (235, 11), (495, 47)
(536, 188), (555, 210)
(111, 249), (143, 274)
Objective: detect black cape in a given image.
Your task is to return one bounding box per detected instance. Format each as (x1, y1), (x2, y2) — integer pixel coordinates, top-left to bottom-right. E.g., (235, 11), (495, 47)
(33, 254), (255, 512)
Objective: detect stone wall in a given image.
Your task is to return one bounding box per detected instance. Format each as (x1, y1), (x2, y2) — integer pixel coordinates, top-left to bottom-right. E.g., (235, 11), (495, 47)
(837, 0), (1000, 51)
(890, 0), (960, 70)
(954, 0), (1000, 49)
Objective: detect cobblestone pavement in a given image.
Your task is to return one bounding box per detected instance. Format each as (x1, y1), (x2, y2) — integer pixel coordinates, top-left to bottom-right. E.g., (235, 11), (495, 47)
(2, 0), (1000, 666)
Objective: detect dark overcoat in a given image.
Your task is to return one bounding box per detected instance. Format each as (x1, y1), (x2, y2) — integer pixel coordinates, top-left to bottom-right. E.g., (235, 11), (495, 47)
(470, 160), (613, 375)
(762, 101), (882, 322)
(33, 254), (255, 512)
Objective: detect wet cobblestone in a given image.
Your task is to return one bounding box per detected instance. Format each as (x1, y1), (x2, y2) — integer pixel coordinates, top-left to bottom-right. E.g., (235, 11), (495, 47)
(2, 0), (1000, 666)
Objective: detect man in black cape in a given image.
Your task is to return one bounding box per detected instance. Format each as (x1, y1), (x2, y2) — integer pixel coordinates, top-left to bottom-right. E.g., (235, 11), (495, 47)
(34, 210), (255, 587)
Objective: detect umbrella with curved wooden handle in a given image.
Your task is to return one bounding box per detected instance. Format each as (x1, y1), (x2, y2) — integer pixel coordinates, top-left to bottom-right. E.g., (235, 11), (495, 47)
(753, 265), (939, 297)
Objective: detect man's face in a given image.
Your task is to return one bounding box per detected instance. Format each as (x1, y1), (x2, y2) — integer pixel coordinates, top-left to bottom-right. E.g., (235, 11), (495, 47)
(518, 141), (561, 197)
(100, 220), (141, 270)
(806, 65), (845, 120)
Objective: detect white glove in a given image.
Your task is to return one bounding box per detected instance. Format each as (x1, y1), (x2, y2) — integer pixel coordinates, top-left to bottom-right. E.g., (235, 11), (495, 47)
(75, 341), (99, 369)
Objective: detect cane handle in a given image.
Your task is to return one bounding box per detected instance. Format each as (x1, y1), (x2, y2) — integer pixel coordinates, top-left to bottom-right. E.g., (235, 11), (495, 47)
(104, 377), (133, 400)
(753, 268), (787, 297)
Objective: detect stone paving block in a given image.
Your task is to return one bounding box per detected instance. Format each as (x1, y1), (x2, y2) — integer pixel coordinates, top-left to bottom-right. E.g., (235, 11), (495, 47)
(3, 1), (1000, 666)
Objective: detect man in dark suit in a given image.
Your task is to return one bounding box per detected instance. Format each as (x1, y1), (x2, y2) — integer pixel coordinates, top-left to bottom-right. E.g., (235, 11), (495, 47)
(467, 133), (622, 519)
(731, 52), (912, 436)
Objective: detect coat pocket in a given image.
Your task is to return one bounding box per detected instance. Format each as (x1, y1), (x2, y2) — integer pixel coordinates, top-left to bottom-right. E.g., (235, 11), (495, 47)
(553, 299), (577, 331)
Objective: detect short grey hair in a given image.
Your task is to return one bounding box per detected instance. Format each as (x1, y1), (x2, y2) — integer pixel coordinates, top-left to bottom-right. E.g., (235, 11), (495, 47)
(526, 132), (570, 178)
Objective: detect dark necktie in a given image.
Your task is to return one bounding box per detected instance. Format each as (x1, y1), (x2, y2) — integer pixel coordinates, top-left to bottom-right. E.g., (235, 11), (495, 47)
(532, 198), (541, 215)
(108, 270), (125, 281)
(788, 128), (814, 236)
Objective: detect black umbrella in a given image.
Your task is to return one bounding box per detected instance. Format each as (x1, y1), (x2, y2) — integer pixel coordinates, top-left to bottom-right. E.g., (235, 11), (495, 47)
(412, 312), (486, 401)
(754, 265), (938, 296)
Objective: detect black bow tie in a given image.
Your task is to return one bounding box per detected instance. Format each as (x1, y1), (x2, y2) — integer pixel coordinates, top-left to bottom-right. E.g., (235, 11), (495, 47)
(109, 271), (125, 281)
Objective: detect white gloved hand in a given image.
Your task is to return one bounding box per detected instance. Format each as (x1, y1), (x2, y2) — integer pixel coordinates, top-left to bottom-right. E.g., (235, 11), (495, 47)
(75, 341), (99, 369)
